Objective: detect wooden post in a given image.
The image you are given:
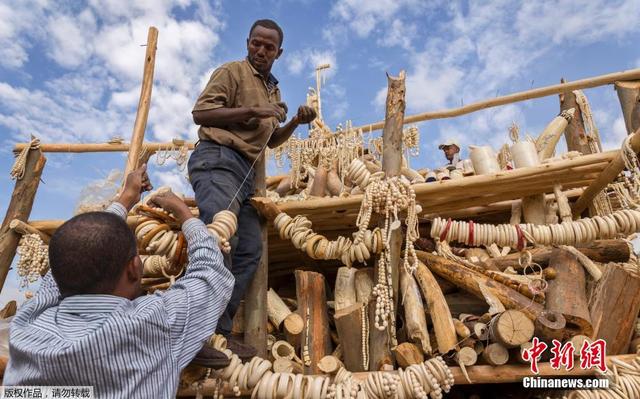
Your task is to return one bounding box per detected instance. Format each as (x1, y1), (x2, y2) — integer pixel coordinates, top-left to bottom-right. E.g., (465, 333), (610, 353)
(122, 26), (158, 180)
(573, 126), (640, 216)
(380, 70), (406, 351)
(244, 153), (268, 357)
(559, 78), (601, 154)
(0, 148), (46, 290)
(334, 302), (367, 372)
(295, 270), (331, 374)
(589, 264), (640, 354)
(546, 248), (592, 338)
(615, 81), (640, 134)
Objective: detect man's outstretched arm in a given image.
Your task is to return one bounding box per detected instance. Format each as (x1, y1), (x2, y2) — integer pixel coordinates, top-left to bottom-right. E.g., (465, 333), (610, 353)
(147, 191), (234, 369)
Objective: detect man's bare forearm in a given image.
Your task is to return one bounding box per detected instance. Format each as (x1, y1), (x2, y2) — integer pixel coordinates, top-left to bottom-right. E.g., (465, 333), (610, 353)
(192, 107), (256, 127)
(268, 117), (300, 148)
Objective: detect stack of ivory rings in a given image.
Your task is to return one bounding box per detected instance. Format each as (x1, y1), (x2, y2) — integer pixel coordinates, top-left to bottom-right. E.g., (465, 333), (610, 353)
(274, 212), (383, 266)
(207, 210), (237, 254)
(347, 159), (383, 190)
(138, 187), (238, 254)
(430, 209), (640, 248)
(201, 334), (454, 399)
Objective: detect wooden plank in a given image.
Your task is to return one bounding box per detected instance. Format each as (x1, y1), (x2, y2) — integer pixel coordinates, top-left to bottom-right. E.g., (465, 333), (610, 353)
(0, 149), (46, 290)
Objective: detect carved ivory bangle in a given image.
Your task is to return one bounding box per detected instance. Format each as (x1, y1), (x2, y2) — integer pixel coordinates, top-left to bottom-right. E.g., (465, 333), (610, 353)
(320, 376), (330, 399)
(256, 370), (273, 399)
(309, 376), (324, 399)
(292, 374), (305, 399)
(576, 220), (589, 243)
(584, 219), (597, 242)
(237, 363), (252, 391)
(135, 220), (157, 237)
(155, 230), (175, 254)
(571, 222), (582, 244)
(623, 210), (637, 233)
(305, 234), (323, 259)
(276, 372), (291, 398)
(141, 224), (170, 250)
(248, 359), (271, 388)
(631, 210), (640, 230)
(613, 212), (627, 235)
(605, 216), (617, 237)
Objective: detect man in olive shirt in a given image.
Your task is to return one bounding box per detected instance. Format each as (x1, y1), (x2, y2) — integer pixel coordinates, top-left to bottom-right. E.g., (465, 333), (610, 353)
(189, 19), (316, 358)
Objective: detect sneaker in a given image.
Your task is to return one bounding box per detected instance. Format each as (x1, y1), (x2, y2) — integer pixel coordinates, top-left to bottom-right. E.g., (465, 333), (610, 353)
(191, 345), (231, 369)
(226, 338), (257, 361)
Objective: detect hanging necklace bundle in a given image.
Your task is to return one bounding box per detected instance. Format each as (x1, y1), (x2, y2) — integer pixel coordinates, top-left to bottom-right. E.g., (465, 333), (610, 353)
(16, 233), (48, 288)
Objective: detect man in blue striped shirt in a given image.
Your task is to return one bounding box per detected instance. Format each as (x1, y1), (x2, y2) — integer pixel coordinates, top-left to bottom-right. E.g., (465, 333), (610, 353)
(4, 165), (235, 398)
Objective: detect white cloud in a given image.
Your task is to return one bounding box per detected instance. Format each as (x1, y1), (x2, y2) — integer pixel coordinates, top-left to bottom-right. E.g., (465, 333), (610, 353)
(286, 49), (337, 78)
(47, 11), (97, 68)
(377, 19), (417, 51)
(0, 0), (224, 147)
(152, 168), (193, 196)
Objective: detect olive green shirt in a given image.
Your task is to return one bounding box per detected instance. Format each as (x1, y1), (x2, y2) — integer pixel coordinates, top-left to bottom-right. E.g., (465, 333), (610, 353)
(192, 59), (281, 162)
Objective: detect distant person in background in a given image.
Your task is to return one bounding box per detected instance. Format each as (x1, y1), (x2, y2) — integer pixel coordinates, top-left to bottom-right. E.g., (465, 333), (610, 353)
(438, 139), (461, 167)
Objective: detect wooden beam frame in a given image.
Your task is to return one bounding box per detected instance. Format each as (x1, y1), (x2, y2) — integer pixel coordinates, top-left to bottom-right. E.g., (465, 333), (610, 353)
(352, 68), (640, 132)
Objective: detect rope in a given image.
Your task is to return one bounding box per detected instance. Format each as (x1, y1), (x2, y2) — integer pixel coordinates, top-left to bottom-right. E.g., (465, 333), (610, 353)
(10, 137), (40, 180)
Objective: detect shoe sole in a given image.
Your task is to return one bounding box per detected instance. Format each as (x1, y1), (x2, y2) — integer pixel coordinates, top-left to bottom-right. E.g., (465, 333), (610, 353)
(191, 358), (231, 369)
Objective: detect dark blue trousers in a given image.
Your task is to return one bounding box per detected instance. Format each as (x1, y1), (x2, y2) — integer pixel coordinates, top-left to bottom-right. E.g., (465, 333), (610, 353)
(187, 141), (262, 336)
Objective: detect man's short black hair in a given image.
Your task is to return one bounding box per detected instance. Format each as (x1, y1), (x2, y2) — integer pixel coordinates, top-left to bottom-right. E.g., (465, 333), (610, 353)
(49, 212), (137, 298)
(249, 19), (283, 47)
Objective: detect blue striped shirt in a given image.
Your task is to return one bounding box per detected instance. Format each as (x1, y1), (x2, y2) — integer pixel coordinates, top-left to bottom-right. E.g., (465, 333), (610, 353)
(3, 203), (234, 398)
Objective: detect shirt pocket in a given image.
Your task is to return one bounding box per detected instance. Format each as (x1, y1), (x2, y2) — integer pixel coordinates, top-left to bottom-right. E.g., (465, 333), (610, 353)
(236, 87), (267, 108)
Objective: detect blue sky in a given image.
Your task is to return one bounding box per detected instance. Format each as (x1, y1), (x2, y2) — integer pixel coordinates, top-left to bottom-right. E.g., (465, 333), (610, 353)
(0, 0), (639, 302)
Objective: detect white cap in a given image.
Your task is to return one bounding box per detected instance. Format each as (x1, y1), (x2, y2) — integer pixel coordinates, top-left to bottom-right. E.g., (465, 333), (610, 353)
(438, 139), (460, 150)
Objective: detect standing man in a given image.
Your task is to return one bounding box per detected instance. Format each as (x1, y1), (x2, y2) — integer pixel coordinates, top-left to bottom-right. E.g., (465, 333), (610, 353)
(189, 19), (316, 359)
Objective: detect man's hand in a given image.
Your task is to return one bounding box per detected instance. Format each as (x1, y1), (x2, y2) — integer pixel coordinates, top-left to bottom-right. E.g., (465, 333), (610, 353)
(148, 191), (194, 225)
(294, 105), (317, 124)
(118, 164), (153, 210)
(251, 103), (287, 123)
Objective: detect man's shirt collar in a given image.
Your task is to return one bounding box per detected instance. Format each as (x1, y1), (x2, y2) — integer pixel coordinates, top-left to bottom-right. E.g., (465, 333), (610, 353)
(58, 294), (129, 314)
(244, 58), (279, 87)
